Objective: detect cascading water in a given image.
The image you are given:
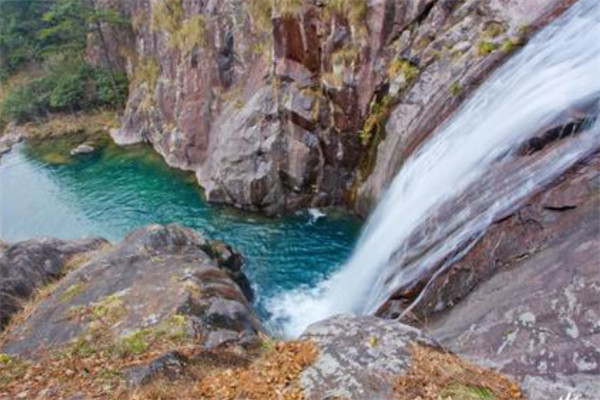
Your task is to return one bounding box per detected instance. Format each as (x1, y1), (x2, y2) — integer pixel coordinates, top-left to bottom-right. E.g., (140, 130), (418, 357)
(267, 0), (600, 338)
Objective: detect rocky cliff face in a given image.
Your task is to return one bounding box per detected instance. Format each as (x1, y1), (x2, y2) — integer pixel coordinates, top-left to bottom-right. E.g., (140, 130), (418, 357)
(91, 0), (575, 215)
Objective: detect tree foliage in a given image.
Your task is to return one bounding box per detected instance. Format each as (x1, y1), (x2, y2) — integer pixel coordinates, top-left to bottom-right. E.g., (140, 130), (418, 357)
(0, 0), (129, 123)
(1, 61), (128, 123)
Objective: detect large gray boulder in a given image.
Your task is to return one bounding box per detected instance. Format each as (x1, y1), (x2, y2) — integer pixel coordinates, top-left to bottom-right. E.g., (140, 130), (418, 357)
(299, 314), (440, 400)
(1, 224), (262, 358)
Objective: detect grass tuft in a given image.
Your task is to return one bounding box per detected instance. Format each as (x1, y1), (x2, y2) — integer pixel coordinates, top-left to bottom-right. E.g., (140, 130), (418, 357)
(477, 41), (498, 56)
(450, 81), (461, 96)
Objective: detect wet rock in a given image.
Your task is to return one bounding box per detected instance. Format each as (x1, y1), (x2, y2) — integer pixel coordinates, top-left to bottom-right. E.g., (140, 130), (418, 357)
(414, 153), (600, 399)
(299, 314), (440, 400)
(356, 0), (577, 215)
(1, 224), (262, 358)
(0, 236), (108, 330)
(0, 128), (24, 159)
(69, 144), (95, 156)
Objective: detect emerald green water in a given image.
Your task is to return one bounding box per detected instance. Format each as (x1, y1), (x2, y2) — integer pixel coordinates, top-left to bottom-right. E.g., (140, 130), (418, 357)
(0, 136), (361, 323)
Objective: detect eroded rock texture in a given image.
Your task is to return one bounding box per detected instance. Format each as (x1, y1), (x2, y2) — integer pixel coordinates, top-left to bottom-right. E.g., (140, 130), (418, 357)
(0, 236), (108, 330)
(1, 224), (262, 358)
(413, 153), (600, 399)
(89, 0), (575, 214)
(299, 314), (440, 400)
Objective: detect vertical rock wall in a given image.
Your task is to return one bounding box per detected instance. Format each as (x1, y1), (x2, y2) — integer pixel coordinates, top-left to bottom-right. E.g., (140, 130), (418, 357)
(90, 0), (576, 215)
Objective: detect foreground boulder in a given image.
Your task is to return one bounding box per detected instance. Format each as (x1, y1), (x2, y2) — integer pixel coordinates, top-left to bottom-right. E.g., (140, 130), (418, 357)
(1, 224), (262, 359)
(299, 315), (440, 400)
(192, 314), (525, 400)
(0, 236), (108, 330)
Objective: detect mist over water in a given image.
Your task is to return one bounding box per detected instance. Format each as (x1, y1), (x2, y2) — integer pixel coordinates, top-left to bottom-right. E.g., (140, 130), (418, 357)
(267, 0), (600, 338)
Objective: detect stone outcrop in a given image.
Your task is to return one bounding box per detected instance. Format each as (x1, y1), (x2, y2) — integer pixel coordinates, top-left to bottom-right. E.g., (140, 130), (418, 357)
(368, 149), (600, 400)
(355, 0), (577, 214)
(0, 236), (108, 330)
(299, 314), (440, 400)
(89, 0), (575, 214)
(420, 152), (600, 400)
(1, 224), (262, 358)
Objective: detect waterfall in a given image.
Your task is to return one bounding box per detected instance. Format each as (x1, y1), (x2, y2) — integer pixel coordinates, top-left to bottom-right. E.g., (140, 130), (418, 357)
(267, 0), (600, 338)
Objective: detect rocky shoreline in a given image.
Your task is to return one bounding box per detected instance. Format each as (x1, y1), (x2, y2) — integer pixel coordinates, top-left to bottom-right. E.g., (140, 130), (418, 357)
(0, 224), (525, 400)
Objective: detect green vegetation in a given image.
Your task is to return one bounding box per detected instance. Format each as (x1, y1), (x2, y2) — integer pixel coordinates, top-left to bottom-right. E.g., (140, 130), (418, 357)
(151, 0), (185, 34)
(501, 38), (516, 52)
(133, 57), (160, 111)
(326, 0), (369, 38)
(0, 0), (129, 125)
(360, 94), (394, 146)
(331, 45), (361, 67)
(450, 81), (461, 96)
(477, 41), (498, 56)
(59, 282), (87, 302)
(151, 0), (207, 54)
(1, 61), (128, 123)
(0, 354), (12, 364)
(483, 22), (505, 38)
(387, 58), (420, 81)
(246, 0), (304, 36)
(442, 383), (495, 399)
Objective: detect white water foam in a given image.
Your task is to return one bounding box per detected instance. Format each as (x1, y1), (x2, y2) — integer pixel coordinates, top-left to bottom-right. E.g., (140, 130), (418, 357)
(267, 0), (600, 338)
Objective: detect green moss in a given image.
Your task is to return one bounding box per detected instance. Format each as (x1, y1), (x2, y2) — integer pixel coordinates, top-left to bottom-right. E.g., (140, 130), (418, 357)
(151, 0), (184, 34)
(477, 41), (498, 56)
(449, 81), (461, 96)
(110, 314), (189, 357)
(169, 14), (207, 54)
(70, 335), (97, 357)
(89, 293), (126, 325)
(484, 22), (505, 38)
(152, 0), (207, 54)
(360, 94), (394, 147)
(501, 38), (515, 52)
(59, 282), (87, 302)
(441, 383), (495, 400)
(0, 353), (12, 364)
(367, 335), (379, 348)
(387, 58), (419, 82)
(326, 0), (369, 39)
(133, 57), (160, 111)
(117, 330), (149, 355)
